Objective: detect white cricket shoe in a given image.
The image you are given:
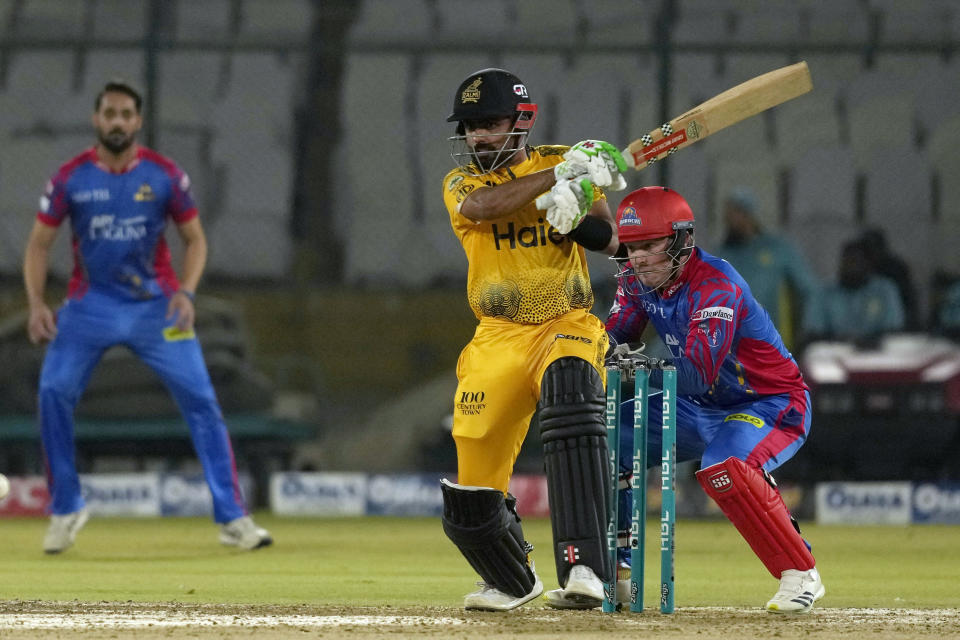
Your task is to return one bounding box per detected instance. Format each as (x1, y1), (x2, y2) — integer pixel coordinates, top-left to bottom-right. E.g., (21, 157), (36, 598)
(219, 516), (273, 550)
(544, 566), (630, 609)
(43, 508), (90, 554)
(463, 571), (544, 611)
(766, 567), (825, 614)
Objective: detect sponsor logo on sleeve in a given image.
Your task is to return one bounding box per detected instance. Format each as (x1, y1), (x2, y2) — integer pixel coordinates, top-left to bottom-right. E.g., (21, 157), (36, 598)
(691, 306), (734, 322)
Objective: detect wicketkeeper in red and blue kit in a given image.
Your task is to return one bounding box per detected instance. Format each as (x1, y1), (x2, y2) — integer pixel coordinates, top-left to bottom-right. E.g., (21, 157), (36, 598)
(23, 80), (271, 554)
(546, 186), (825, 613)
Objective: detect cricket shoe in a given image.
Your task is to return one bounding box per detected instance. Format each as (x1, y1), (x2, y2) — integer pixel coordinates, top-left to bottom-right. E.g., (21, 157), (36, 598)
(43, 508), (90, 554)
(765, 567), (825, 614)
(542, 564), (605, 609)
(219, 516), (273, 550)
(464, 568), (544, 611)
(543, 563), (631, 609)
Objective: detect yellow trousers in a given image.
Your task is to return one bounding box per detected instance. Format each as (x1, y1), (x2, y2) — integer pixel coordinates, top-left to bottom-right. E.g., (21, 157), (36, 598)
(452, 308), (608, 493)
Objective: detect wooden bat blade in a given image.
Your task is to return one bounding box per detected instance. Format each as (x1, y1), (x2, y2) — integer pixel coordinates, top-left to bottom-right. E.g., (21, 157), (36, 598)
(622, 61), (813, 170)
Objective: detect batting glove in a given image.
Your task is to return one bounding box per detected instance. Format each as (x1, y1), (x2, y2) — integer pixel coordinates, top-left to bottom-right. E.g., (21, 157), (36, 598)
(554, 140), (629, 191)
(536, 177), (595, 234)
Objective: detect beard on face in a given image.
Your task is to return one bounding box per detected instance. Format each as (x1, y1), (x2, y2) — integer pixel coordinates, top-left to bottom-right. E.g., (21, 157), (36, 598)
(98, 128), (135, 154)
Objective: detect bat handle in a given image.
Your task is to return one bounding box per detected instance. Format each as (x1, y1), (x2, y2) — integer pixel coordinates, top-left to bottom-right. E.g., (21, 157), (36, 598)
(621, 148), (636, 169)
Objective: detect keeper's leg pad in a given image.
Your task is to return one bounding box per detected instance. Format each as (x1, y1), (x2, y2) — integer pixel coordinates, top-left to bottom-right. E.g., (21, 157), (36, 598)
(696, 457), (815, 578)
(539, 357), (612, 585)
(440, 479), (537, 598)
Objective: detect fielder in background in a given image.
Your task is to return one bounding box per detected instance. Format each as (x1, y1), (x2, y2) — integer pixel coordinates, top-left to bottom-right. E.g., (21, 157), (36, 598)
(23, 80), (271, 554)
(550, 186), (824, 613)
(440, 67), (627, 611)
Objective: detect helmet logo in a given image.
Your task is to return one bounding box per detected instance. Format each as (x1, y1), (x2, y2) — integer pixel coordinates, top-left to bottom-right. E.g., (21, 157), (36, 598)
(513, 83), (528, 97)
(620, 206), (642, 227)
(461, 77), (482, 104)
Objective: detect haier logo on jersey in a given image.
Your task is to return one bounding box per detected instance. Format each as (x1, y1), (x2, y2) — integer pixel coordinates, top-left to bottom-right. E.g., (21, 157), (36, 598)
(691, 306), (734, 322)
(89, 214), (147, 241)
(492, 220), (567, 250)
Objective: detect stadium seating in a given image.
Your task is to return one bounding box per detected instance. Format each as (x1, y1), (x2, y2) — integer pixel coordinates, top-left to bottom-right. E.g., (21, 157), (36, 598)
(91, 0), (148, 42)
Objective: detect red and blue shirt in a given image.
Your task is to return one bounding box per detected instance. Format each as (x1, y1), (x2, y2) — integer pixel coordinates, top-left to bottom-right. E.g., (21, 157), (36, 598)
(606, 247), (808, 408)
(37, 146), (197, 301)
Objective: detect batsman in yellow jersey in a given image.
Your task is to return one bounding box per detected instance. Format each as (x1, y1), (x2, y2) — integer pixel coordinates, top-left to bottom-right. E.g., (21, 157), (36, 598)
(439, 67), (630, 611)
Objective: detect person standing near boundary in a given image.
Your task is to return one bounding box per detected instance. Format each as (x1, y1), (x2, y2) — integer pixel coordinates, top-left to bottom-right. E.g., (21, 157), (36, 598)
(440, 67), (628, 611)
(23, 79), (272, 554)
(547, 186), (825, 613)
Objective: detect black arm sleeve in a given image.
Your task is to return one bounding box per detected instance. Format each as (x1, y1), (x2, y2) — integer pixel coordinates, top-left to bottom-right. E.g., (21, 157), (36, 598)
(566, 215), (613, 252)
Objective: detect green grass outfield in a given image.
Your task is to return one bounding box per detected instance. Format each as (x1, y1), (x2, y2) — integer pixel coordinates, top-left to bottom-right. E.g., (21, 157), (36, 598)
(1, 514), (958, 608)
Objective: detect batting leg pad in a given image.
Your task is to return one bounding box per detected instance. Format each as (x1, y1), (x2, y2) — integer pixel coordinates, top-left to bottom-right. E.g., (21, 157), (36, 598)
(697, 457), (815, 578)
(440, 479), (538, 598)
(539, 357), (612, 585)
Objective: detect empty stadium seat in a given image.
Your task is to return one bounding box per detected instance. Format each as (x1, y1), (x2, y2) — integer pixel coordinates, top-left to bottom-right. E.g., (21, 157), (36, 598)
(175, 0), (234, 42)
(218, 52), (299, 145)
(582, 0), (657, 46)
(207, 210), (292, 279)
(797, 53), (864, 98)
(861, 144), (934, 315)
(511, 0), (578, 44)
(347, 0), (432, 46)
(338, 53), (415, 285)
(804, 4), (871, 46)
(787, 144), (857, 282)
(434, 0), (511, 44)
(0, 51), (86, 128)
(239, 0), (314, 43)
(556, 54), (649, 146)
(15, 0), (85, 38)
(844, 71), (917, 170)
(774, 92), (841, 164)
(157, 52), (227, 127)
(872, 0), (955, 46)
(91, 0), (148, 41)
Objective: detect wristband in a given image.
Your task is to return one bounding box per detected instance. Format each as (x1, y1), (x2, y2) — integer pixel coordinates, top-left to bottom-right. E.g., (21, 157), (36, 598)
(566, 215), (613, 252)
(176, 289), (195, 302)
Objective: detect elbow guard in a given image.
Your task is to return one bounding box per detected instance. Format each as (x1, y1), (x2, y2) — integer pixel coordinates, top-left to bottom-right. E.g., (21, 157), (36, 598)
(567, 216), (613, 252)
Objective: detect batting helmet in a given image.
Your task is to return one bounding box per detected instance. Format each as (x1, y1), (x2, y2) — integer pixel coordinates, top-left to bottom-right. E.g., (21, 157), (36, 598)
(447, 68), (536, 127)
(616, 187), (695, 243)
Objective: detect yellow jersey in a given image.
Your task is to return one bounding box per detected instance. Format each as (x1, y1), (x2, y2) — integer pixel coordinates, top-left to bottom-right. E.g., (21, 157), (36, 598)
(442, 145), (605, 325)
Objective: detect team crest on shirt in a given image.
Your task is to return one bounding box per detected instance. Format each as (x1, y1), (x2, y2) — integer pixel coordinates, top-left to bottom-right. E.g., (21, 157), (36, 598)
(134, 183), (155, 201)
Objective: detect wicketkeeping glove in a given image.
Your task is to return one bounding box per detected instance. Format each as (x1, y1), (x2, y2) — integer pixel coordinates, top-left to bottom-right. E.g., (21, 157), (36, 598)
(535, 177), (595, 234)
(553, 139), (629, 191)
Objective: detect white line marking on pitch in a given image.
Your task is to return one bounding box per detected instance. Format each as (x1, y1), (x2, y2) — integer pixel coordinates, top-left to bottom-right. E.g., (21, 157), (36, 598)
(0, 615), (467, 630)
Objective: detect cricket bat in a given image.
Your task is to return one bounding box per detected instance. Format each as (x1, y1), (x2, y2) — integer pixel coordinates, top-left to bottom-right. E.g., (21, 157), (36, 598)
(622, 61), (813, 169)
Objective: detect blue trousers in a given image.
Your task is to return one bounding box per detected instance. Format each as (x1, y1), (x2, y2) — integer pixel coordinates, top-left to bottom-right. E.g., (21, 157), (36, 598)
(38, 290), (247, 523)
(615, 388), (811, 560)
